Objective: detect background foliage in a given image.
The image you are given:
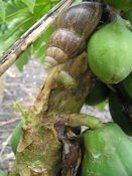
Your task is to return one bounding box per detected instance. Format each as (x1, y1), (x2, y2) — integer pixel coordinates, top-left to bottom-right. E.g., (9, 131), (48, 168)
(0, 0), (60, 70)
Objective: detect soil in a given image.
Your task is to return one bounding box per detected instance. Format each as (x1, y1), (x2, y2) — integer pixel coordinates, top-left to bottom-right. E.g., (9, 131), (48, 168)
(0, 59), (111, 173)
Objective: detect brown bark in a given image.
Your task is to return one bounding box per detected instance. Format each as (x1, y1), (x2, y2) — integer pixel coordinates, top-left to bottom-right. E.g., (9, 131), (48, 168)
(9, 52), (102, 176)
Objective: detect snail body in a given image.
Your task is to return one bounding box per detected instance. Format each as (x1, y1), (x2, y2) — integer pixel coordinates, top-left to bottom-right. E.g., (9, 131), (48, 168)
(44, 2), (102, 70)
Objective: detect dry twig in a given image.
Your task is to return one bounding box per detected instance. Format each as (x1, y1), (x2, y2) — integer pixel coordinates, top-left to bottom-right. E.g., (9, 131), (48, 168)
(0, 0), (73, 77)
(0, 117), (20, 127)
(0, 134), (12, 156)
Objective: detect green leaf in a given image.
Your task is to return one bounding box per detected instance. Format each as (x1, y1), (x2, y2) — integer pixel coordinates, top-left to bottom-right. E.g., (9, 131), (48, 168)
(0, 0), (6, 21)
(33, 27), (53, 62)
(94, 99), (108, 111)
(0, 172), (7, 176)
(12, 101), (30, 121)
(73, 0), (81, 4)
(0, 0), (59, 69)
(21, 0), (36, 13)
(15, 48), (31, 71)
(2, 1), (27, 23)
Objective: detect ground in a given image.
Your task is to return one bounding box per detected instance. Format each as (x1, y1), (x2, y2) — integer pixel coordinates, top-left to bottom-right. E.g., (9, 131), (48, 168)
(0, 59), (111, 172)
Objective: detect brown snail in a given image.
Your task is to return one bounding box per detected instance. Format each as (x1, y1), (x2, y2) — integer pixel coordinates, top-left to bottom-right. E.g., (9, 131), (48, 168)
(44, 2), (102, 70)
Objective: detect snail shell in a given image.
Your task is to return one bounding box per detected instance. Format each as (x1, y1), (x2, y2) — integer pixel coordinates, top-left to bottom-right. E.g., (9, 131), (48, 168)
(44, 2), (102, 70)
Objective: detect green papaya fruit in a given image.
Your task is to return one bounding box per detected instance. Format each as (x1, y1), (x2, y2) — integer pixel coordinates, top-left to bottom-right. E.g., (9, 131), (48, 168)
(119, 72), (132, 104)
(81, 123), (132, 176)
(87, 15), (132, 84)
(109, 91), (132, 135)
(103, 0), (132, 11)
(85, 80), (109, 106)
(10, 120), (24, 154)
(124, 10), (132, 24)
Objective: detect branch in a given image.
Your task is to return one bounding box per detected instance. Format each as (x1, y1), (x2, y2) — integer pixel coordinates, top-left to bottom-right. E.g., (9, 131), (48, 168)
(0, 0), (73, 77)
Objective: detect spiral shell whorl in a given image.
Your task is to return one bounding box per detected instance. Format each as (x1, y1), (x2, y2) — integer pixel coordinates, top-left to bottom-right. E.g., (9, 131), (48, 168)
(49, 29), (84, 55)
(57, 2), (102, 37)
(44, 2), (102, 70)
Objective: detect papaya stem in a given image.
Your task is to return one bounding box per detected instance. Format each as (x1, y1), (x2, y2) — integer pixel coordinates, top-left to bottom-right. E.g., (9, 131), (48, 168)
(59, 113), (103, 129)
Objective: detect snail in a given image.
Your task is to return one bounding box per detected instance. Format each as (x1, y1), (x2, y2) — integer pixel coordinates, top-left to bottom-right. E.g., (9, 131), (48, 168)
(44, 2), (102, 70)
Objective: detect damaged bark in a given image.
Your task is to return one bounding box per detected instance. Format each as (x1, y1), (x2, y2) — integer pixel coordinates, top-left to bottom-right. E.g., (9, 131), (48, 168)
(9, 52), (102, 176)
